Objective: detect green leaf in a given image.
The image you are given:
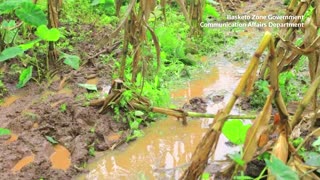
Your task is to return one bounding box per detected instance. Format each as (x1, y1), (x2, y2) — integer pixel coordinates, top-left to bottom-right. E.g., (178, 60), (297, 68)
(91, 0), (104, 6)
(201, 172), (210, 180)
(91, 0), (114, 6)
(130, 121), (140, 130)
(257, 152), (271, 160)
(0, 0), (29, 14)
(126, 130), (144, 142)
(15, 2), (47, 26)
(0, 46), (24, 62)
(45, 135), (58, 144)
(16, 66), (33, 88)
(1, 20), (18, 44)
(312, 137), (320, 147)
(0, 128), (11, 136)
(265, 156), (299, 180)
(233, 175), (254, 180)
(228, 152), (245, 166)
(35, 25), (60, 41)
(204, 4), (220, 18)
(105, 0), (115, 6)
(222, 119), (251, 145)
(19, 39), (41, 51)
(292, 137), (303, 147)
(154, 75), (160, 88)
(59, 103), (67, 112)
(61, 53), (80, 70)
(133, 129), (144, 137)
(89, 146), (95, 156)
(0, 40), (41, 62)
(304, 152), (320, 167)
(134, 110), (144, 117)
(78, 83), (97, 91)
(1, 19), (16, 29)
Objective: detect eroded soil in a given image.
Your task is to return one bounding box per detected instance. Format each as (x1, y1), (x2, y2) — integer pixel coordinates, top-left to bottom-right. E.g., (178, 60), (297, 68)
(0, 90), (128, 179)
(0, 23), (127, 179)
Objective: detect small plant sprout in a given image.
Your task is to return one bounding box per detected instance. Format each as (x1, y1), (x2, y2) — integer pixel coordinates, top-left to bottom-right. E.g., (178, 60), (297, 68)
(59, 103), (67, 112)
(0, 128), (11, 136)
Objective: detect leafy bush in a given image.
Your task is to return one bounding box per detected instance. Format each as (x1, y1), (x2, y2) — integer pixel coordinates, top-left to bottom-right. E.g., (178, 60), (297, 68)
(250, 80), (269, 108)
(155, 27), (186, 59)
(250, 56), (308, 108)
(204, 4), (220, 19)
(61, 0), (117, 25)
(283, 0), (290, 5)
(265, 156), (299, 180)
(136, 74), (170, 107)
(0, 0), (82, 88)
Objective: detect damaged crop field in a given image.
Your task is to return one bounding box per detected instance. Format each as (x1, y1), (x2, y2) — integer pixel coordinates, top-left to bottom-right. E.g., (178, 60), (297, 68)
(0, 0), (320, 179)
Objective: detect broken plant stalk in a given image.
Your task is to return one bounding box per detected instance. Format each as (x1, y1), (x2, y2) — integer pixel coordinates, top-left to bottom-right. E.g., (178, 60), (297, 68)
(268, 36), (289, 123)
(91, 99), (256, 120)
(291, 74), (320, 127)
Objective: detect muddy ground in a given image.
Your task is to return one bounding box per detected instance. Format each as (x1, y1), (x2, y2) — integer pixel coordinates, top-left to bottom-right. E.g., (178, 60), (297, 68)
(0, 88), (129, 179)
(0, 22), (129, 179)
(0, 0), (288, 179)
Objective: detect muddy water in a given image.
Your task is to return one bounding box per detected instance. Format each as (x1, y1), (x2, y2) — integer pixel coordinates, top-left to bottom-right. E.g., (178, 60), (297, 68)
(5, 133), (18, 144)
(11, 154), (35, 172)
(6, 134), (72, 171)
(1, 95), (20, 107)
(83, 119), (208, 179)
(86, 78), (99, 85)
(50, 144), (71, 171)
(79, 57), (247, 179)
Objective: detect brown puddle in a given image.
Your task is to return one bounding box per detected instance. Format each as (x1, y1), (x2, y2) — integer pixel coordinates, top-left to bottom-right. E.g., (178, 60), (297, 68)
(11, 154), (35, 172)
(106, 132), (122, 142)
(33, 123), (39, 129)
(171, 66), (219, 101)
(5, 133), (18, 144)
(81, 119), (210, 179)
(78, 59), (243, 179)
(57, 88), (73, 96)
(171, 62), (239, 103)
(1, 95), (20, 107)
(86, 78), (99, 85)
(50, 144), (71, 171)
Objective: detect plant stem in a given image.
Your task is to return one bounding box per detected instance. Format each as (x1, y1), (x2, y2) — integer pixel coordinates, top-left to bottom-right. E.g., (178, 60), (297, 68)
(255, 166), (267, 180)
(187, 112), (256, 119)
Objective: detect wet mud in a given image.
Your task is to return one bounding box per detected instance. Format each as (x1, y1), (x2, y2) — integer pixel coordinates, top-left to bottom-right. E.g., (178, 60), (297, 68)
(0, 24), (125, 179)
(0, 85), (129, 179)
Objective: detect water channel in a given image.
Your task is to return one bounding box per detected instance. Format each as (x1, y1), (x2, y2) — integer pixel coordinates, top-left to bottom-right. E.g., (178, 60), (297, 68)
(79, 57), (249, 179)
